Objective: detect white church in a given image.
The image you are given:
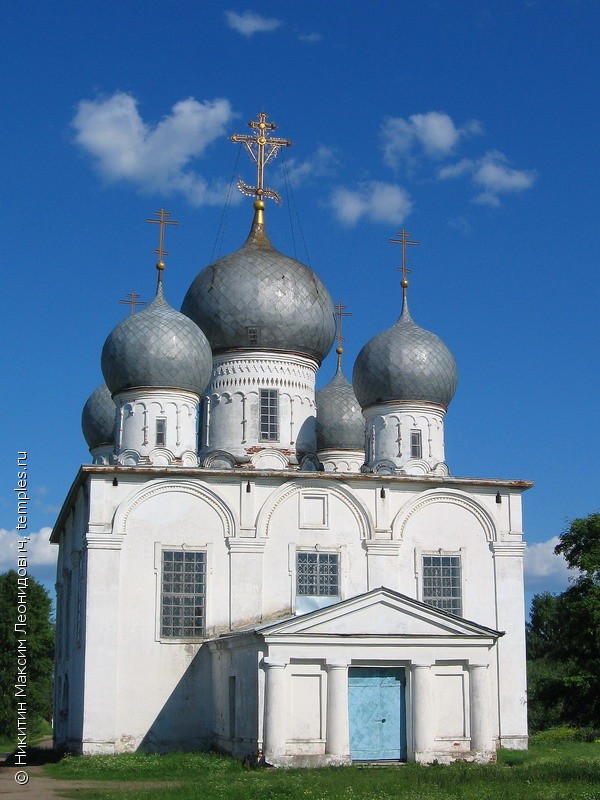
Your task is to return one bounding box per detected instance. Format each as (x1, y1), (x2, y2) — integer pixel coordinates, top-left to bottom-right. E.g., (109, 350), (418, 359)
(51, 113), (531, 766)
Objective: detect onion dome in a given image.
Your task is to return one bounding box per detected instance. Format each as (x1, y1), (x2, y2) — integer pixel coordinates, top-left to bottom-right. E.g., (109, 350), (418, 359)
(81, 383), (116, 450)
(353, 294), (458, 410)
(317, 353), (365, 451)
(101, 283), (212, 396)
(181, 204), (335, 364)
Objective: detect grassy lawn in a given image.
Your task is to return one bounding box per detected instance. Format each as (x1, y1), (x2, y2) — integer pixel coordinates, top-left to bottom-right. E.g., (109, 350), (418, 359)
(0, 717), (52, 751)
(43, 741), (600, 800)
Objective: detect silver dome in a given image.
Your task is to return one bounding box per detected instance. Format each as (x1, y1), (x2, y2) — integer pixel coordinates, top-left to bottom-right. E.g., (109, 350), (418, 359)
(181, 215), (335, 364)
(101, 284), (213, 396)
(316, 363), (365, 451)
(81, 383), (116, 450)
(353, 297), (458, 410)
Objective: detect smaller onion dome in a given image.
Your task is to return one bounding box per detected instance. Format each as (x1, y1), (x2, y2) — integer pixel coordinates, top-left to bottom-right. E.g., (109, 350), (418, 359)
(101, 283), (212, 396)
(81, 383), (116, 450)
(353, 295), (458, 410)
(316, 356), (365, 451)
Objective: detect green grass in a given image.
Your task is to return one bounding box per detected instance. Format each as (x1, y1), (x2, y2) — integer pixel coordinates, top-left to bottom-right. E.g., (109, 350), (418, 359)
(0, 716), (52, 751)
(45, 742), (600, 800)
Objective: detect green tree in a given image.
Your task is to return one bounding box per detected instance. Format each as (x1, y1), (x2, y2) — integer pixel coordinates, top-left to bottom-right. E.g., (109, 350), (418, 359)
(527, 513), (600, 730)
(0, 570), (54, 739)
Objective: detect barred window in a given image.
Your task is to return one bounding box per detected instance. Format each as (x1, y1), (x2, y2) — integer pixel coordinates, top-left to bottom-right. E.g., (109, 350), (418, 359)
(422, 555), (462, 616)
(297, 552), (339, 596)
(410, 429), (422, 459)
(156, 418), (167, 447)
(247, 326), (259, 346)
(161, 550), (206, 638)
(260, 389), (279, 442)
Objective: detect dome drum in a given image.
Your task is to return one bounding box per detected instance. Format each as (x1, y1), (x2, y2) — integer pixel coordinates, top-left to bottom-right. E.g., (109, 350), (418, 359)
(200, 351), (319, 469)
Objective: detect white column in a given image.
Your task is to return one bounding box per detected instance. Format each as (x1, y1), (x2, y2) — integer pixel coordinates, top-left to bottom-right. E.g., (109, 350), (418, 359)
(263, 659), (288, 762)
(411, 663), (434, 761)
(325, 662), (350, 757)
(469, 663), (494, 753)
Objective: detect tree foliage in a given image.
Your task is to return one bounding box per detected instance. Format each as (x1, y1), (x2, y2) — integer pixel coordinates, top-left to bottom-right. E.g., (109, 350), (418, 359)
(527, 513), (600, 731)
(0, 570), (54, 738)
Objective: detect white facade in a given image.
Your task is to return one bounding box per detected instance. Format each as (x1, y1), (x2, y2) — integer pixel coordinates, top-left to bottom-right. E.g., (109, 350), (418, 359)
(52, 465), (530, 763)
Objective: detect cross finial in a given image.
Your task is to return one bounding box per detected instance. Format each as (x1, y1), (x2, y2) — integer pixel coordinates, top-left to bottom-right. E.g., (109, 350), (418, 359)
(334, 300), (352, 370)
(118, 290), (147, 315)
(146, 208), (179, 286)
(230, 112), (292, 209)
(388, 227), (419, 290)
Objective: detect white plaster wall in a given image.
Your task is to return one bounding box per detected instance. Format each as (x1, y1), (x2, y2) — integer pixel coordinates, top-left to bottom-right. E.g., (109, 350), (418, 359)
(57, 469), (527, 755)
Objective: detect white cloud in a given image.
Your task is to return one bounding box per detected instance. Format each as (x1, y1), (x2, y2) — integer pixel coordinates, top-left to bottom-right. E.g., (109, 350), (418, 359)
(299, 32), (322, 43)
(524, 535), (578, 594)
(284, 145), (338, 186)
(330, 181), (412, 226)
(225, 10), (282, 36)
(0, 528), (57, 571)
(72, 92), (237, 206)
(382, 111), (482, 168)
(439, 149), (536, 206)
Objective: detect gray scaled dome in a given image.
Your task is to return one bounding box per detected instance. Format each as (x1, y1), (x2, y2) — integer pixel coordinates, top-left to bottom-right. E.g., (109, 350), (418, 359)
(353, 296), (458, 410)
(316, 362), (365, 451)
(81, 383), (116, 450)
(181, 210), (335, 363)
(101, 284), (213, 396)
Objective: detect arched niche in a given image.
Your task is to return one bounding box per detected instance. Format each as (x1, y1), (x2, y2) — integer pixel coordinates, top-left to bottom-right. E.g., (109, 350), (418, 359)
(392, 489), (497, 543)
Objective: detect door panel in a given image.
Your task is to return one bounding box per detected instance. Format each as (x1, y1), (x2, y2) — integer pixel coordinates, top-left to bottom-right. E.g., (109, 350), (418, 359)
(348, 667), (407, 760)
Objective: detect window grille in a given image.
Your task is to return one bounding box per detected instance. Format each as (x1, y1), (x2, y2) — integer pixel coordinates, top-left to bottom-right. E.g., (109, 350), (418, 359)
(161, 550), (206, 637)
(156, 418), (167, 447)
(297, 552), (339, 596)
(260, 389), (279, 441)
(247, 326), (259, 346)
(410, 429), (422, 459)
(422, 554), (462, 616)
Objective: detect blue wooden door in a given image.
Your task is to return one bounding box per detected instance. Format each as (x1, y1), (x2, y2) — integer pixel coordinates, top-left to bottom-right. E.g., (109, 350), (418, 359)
(348, 667), (407, 760)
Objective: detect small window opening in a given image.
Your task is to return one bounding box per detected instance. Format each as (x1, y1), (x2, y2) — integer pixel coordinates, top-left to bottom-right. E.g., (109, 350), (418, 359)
(156, 418), (167, 447)
(410, 429), (422, 459)
(260, 389), (279, 441)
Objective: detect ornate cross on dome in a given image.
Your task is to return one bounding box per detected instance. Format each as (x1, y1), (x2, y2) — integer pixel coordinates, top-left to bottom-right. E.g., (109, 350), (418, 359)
(334, 300), (352, 369)
(147, 208), (179, 285)
(389, 227), (419, 288)
(118, 290), (147, 315)
(230, 112), (292, 204)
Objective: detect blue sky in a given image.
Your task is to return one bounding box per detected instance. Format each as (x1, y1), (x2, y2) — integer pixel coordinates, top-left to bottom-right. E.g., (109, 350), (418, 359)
(2, 1), (598, 609)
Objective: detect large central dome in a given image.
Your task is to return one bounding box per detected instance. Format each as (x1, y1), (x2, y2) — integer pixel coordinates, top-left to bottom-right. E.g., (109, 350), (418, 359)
(181, 208), (336, 364)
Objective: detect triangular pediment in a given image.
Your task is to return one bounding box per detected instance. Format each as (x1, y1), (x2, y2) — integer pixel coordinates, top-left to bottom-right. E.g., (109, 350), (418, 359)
(258, 587), (501, 639)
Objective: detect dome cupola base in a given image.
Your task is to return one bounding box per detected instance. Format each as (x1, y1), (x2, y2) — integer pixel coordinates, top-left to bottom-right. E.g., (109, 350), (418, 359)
(113, 388), (200, 467)
(363, 401), (450, 477)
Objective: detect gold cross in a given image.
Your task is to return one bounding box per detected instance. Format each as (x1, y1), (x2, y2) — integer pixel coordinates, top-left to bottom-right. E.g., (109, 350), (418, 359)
(230, 112), (292, 204)
(334, 301), (352, 350)
(389, 227), (419, 286)
(118, 290), (147, 315)
(334, 300), (352, 368)
(146, 208), (179, 283)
